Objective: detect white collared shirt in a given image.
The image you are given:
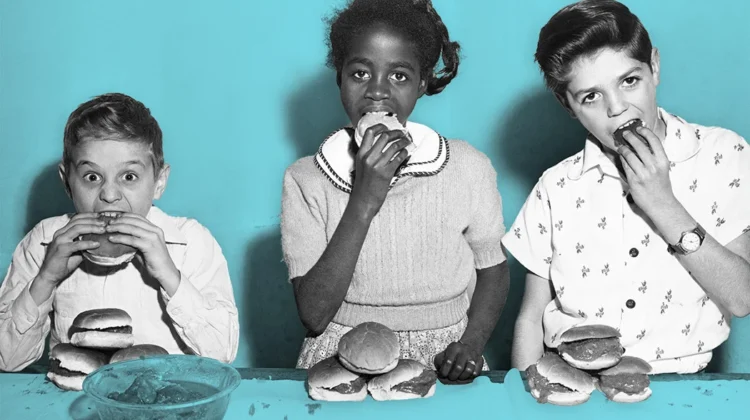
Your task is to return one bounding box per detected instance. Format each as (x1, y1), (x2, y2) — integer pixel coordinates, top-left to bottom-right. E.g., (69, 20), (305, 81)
(0, 206), (239, 371)
(502, 109), (750, 374)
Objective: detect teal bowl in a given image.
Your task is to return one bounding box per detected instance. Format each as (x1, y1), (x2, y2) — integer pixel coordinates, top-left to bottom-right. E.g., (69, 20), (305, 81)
(82, 354), (241, 420)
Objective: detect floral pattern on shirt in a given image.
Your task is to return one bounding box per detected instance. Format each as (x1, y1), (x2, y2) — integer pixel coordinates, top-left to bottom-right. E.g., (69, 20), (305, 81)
(502, 109), (749, 374)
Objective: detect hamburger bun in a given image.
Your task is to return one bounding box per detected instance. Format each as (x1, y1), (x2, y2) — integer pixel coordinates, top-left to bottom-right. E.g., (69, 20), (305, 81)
(597, 356), (653, 403)
(306, 356), (367, 402)
(338, 322), (400, 375)
(558, 325), (623, 370)
(368, 359), (437, 401)
(354, 112), (415, 155)
(110, 344), (169, 364)
(69, 308), (134, 349)
(613, 118), (652, 153)
(47, 343), (109, 391)
(80, 211), (137, 266)
(527, 352), (596, 406)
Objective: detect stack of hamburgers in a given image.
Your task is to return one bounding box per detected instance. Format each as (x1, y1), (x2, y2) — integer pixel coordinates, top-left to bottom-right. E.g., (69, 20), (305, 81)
(47, 308), (167, 391)
(526, 325), (652, 405)
(306, 322), (437, 402)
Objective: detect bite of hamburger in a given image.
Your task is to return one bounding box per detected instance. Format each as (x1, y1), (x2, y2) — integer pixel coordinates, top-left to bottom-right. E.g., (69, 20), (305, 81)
(354, 112), (415, 156)
(337, 322), (400, 375)
(47, 343), (109, 391)
(368, 359), (437, 401)
(557, 324), (624, 370)
(109, 344), (169, 364)
(306, 356), (368, 402)
(69, 308), (135, 350)
(80, 211), (137, 267)
(526, 352), (596, 406)
(597, 356), (653, 403)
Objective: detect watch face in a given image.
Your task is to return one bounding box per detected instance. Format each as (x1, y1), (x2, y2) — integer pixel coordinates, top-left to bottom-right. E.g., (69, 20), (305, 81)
(682, 232), (701, 252)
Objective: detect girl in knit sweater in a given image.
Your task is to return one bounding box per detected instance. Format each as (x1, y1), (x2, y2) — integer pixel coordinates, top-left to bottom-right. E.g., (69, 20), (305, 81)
(281, 0), (509, 384)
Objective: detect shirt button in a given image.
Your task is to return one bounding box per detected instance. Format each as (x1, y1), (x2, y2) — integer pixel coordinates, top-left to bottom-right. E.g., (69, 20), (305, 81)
(626, 299), (636, 309)
(629, 248), (639, 257)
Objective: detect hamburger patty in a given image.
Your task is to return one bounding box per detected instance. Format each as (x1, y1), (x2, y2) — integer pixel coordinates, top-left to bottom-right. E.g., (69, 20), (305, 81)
(599, 374), (650, 395)
(391, 369), (438, 397)
(49, 359), (86, 377)
(327, 376), (367, 394)
(557, 337), (624, 361)
(526, 364), (573, 402)
(70, 325), (133, 335)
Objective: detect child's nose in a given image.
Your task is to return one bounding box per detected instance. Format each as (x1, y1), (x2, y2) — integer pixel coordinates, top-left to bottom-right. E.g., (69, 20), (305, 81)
(607, 91), (629, 118)
(365, 77), (390, 101)
(98, 181), (122, 203)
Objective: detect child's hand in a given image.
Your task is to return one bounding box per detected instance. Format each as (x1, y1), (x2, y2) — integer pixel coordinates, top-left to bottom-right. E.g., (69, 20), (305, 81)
(105, 213), (180, 292)
(350, 124), (412, 220)
(434, 341), (482, 384)
(37, 213), (105, 285)
(617, 125), (676, 215)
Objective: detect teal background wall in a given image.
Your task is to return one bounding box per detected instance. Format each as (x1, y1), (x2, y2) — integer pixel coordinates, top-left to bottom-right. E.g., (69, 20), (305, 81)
(1, 0), (748, 372)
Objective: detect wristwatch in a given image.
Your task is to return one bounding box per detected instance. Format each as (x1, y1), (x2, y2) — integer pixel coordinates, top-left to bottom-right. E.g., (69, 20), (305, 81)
(667, 224), (706, 255)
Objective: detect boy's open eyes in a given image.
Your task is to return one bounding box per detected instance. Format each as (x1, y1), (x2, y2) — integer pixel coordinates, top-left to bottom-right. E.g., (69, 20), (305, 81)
(84, 173), (101, 182)
(581, 92), (601, 104)
(623, 76), (639, 87)
(123, 172), (138, 182)
(82, 172), (139, 183)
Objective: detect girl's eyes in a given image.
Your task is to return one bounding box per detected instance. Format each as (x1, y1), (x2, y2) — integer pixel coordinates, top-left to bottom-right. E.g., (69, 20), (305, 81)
(390, 73), (408, 82)
(352, 70), (369, 80)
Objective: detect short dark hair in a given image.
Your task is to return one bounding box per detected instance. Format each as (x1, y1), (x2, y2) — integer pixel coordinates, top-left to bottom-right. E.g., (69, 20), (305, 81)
(535, 0), (653, 99)
(326, 0), (460, 96)
(63, 93), (163, 172)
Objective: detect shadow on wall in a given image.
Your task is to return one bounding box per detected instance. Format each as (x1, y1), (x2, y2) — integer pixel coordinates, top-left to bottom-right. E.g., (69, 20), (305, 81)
(23, 162), (75, 370)
(243, 229), (307, 368)
(284, 69), (350, 159)
(484, 88), (585, 370)
(243, 69), (348, 368)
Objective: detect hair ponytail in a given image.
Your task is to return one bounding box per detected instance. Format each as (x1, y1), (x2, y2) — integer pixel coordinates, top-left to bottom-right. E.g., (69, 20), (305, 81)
(419, 0), (460, 95)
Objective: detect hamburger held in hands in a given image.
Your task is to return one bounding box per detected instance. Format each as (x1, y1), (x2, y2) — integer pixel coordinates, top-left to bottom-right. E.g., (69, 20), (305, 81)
(79, 211), (137, 267)
(306, 322), (438, 402)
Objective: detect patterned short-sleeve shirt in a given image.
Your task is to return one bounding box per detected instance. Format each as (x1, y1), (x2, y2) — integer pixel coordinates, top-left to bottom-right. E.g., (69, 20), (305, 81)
(502, 108), (750, 374)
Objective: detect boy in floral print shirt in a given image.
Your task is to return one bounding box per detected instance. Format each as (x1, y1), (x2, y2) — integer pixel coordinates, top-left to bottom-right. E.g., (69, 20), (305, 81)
(504, 0), (750, 375)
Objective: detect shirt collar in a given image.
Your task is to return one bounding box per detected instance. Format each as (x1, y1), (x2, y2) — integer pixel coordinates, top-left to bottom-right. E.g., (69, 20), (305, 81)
(40, 206), (187, 246)
(568, 108), (702, 181)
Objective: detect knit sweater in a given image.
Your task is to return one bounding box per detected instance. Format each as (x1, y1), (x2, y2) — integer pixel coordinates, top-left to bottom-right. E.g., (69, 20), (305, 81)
(280, 139), (506, 331)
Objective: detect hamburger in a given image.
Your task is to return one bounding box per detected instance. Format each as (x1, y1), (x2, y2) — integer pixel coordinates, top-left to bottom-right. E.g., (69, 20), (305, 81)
(613, 118), (652, 153)
(69, 308), (135, 349)
(306, 356), (367, 402)
(368, 359), (437, 401)
(110, 344), (169, 364)
(557, 325), (624, 370)
(47, 343), (109, 391)
(597, 356), (653, 403)
(526, 352), (596, 406)
(80, 211), (137, 266)
(337, 322), (400, 375)
(354, 112), (415, 156)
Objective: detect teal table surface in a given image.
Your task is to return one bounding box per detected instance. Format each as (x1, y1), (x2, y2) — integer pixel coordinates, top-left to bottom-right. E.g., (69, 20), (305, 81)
(2, 369), (749, 419)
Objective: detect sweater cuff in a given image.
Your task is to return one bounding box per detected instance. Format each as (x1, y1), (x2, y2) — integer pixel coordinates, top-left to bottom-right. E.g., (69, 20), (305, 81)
(11, 283), (53, 334)
(162, 274), (203, 321)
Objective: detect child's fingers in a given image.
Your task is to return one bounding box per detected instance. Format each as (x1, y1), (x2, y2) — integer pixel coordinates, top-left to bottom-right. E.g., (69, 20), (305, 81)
(107, 218), (160, 237)
(457, 359), (477, 381)
(64, 240), (100, 255)
(380, 138), (411, 166)
(107, 234), (143, 251)
(359, 124), (388, 154)
(57, 222), (105, 242)
(448, 352), (470, 381)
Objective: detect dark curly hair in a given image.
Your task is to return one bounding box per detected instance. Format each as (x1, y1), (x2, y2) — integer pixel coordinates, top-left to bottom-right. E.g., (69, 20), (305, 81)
(63, 93), (164, 173)
(535, 0), (652, 101)
(326, 0), (460, 96)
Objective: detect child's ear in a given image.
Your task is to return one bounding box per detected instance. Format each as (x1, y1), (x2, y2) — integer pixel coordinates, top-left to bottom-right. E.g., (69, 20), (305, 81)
(58, 162), (72, 199)
(650, 47), (661, 86)
(555, 92), (577, 119)
(153, 164), (171, 200)
(418, 79), (427, 97)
